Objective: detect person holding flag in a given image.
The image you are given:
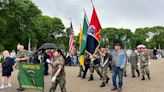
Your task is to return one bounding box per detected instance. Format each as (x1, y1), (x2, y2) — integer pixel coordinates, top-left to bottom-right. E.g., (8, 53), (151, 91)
(85, 4), (106, 85)
(99, 46), (110, 87)
(78, 11), (89, 77)
(77, 26), (84, 77)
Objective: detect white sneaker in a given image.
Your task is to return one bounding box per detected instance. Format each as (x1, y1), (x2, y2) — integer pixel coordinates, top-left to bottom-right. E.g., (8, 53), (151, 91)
(0, 85), (5, 89)
(8, 83), (12, 87)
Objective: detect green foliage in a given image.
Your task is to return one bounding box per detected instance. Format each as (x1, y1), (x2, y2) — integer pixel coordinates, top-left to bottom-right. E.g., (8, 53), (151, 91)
(0, 43), (5, 52)
(100, 26), (164, 49)
(0, 0), (163, 52)
(101, 28), (132, 48)
(0, 0), (65, 51)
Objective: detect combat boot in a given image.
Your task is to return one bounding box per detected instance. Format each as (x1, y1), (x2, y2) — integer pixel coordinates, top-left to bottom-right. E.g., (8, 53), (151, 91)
(77, 74), (81, 77)
(147, 74), (150, 80)
(100, 82), (106, 87)
(136, 69), (140, 77)
(131, 75), (136, 78)
(82, 73), (86, 79)
(88, 74), (94, 81)
(124, 72), (127, 77)
(141, 76), (145, 80)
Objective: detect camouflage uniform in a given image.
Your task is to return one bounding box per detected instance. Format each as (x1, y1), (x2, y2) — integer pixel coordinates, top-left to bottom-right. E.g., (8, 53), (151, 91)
(82, 54), (90, 79)
(16, 50), (29, 88)
(49, 55), (66, 92)
(88, 53), (102, 80)
(129, 51), (140, 77)
(100, 53), (110, 87)
(139, 52), (150, 80)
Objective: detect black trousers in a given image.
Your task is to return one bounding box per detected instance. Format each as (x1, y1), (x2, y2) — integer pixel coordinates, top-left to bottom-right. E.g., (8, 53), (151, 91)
(83, 64), (90, 78)
(44, 62), (49, 75)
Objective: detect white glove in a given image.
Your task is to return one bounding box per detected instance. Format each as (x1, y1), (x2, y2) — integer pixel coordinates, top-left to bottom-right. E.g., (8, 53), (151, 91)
(51, 76), (56, 82)
(46, 59), (51, 63)
(148, 62), (151, 65)
(89, 56), (94, 61)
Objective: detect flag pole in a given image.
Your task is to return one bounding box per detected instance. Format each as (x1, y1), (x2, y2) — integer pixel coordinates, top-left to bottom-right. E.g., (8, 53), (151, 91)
(83, 8), (89, 24)
(90, 0), (94, 8)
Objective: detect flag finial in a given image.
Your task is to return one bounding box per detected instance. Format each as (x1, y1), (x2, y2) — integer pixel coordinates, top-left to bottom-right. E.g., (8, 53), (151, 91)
(90, 0), (94, 7)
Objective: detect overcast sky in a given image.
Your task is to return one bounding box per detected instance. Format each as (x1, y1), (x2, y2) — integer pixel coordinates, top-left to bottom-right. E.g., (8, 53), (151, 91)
(32, 0), (164, 35)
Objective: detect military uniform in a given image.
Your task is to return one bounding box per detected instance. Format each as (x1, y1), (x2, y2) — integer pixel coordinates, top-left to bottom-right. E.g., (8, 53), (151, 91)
(88, 53), (102, 81)
(139, 52), (150, 80)
(100, 53), (110, 87)
(82, 54), (90, 79)
(49, 55), (66, 92)
(129, 51), (140, 77)
(16, 50), (29, 90)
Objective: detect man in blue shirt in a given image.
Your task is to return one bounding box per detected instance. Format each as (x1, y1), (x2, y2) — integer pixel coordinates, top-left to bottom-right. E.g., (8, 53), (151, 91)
(111, 41), (126, 92)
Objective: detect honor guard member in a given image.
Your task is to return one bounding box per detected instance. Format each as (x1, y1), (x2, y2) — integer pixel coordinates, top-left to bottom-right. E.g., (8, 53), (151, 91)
(82, 53), (90, 79)
(99, 46), (110, 87)
(138, 45), (150, 80)
(88, 51), (102, 81)
(15, 44), (29, 91)
(48, 49), (66, 92)
(129, 49), (140, 77)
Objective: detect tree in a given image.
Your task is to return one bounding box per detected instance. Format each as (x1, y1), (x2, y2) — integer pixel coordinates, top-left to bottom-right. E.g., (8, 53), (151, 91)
(101, 28), (132, 48)
(0, 0), (65, 51)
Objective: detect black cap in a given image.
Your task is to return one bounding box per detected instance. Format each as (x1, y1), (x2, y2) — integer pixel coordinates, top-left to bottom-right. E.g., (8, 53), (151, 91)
(114, 40), (122, 47)
(102, 45), (106, 48)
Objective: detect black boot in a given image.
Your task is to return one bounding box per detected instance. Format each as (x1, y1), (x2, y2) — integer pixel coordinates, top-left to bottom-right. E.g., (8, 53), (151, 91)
(17, 88), (25, 91)
(136, 69), (140, 77)
(106, 77), (110, 83)
(100, 82), (106, 87)
(88, 74), (94, 81)
(77, 75), (81, 77)
(82, 73), (86, 79)
(141, 76), (145, 80)
(131, 75), (136, 78)
(124, 71), (127, 77)
(147, 74), (150, 80)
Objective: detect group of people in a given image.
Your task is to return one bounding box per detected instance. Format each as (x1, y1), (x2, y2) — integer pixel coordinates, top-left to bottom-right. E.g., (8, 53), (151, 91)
(0, 44), (67, 92)
(0, 40), (157, 92)
(77, 41), (151, 92)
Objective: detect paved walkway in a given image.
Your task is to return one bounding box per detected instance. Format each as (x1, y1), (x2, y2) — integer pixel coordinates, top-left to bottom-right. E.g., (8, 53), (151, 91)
(0, 59), (164, 92)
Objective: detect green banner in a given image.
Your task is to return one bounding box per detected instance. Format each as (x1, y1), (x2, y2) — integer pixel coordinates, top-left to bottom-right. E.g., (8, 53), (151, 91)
(19, 63), (44, 91)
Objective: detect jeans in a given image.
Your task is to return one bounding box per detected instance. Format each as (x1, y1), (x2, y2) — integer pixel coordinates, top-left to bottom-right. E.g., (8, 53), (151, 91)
(73, 56), (77, 66)
(112, 66), (124, 89)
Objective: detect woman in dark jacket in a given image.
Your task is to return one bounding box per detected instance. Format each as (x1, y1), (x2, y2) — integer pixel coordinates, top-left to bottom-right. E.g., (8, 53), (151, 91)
(0, 50), (15, 89)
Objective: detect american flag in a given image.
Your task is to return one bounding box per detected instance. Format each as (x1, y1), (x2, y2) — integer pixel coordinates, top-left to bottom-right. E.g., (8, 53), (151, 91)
(69, 21), (75, 55)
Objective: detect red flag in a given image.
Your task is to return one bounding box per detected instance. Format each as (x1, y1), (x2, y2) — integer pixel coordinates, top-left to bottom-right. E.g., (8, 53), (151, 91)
(89, 7), (102, 40)
(86, 6), (102, 55)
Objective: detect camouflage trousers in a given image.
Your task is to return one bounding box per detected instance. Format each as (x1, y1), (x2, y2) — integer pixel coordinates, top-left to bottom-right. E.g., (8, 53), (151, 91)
(123, 65), (127, 76)
(140, 64), (150, 76)
(101, 67), (108, 83)
(130, 63), (138, 76)
(49, 77), (66, 92)
(89, 64), (101, 75)
(17, 72), (22, 88)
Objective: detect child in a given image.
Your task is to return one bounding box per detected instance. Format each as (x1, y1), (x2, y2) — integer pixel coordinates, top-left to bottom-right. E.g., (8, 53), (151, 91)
(0, 50), (15, 89)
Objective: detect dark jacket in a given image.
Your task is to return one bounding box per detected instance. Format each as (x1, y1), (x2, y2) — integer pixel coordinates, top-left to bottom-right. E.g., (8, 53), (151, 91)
(2, 57), (15, 72)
